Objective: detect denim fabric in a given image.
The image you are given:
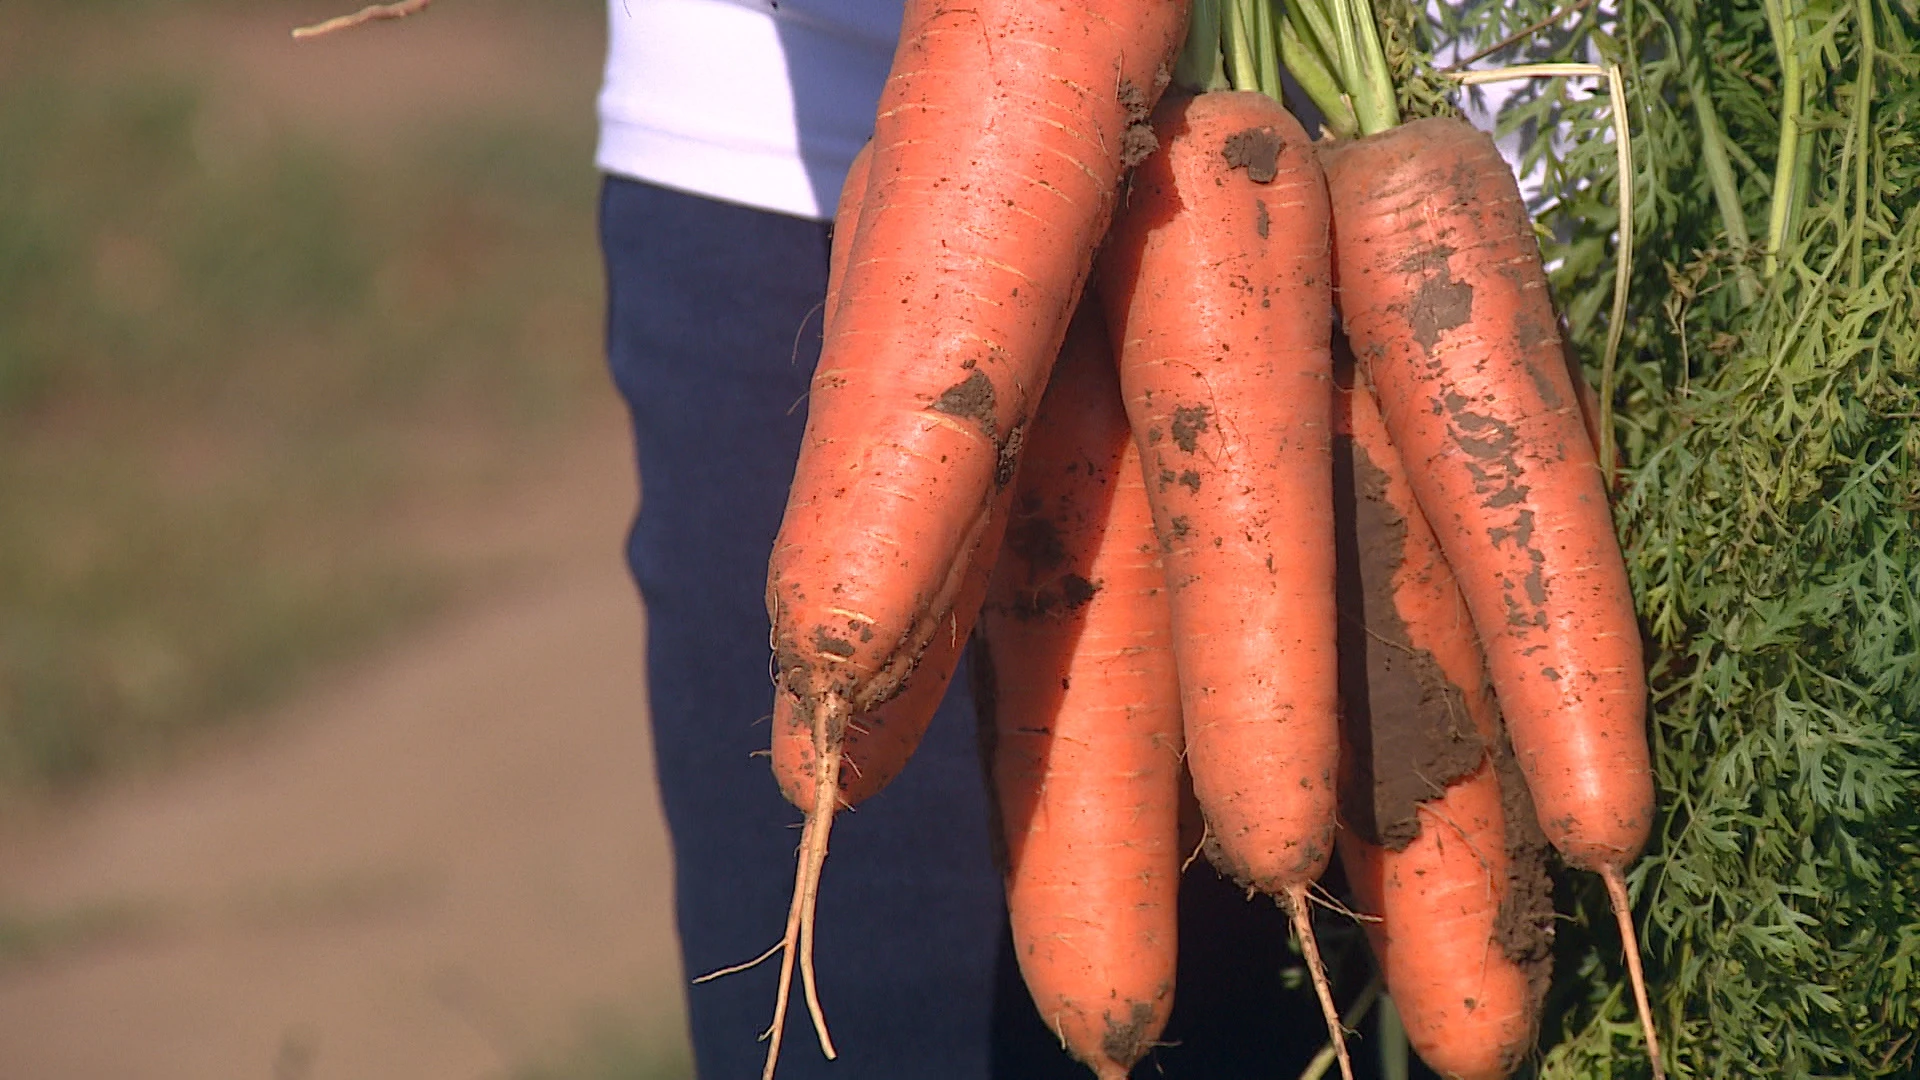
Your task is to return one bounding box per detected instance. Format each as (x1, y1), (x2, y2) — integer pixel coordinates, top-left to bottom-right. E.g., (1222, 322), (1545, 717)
(600, 174), (1372, 1080)
(601, 174), (1006, 1079)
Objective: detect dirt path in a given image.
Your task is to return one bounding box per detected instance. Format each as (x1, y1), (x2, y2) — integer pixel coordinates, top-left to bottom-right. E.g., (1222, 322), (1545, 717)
(0, 409), (689, 1080)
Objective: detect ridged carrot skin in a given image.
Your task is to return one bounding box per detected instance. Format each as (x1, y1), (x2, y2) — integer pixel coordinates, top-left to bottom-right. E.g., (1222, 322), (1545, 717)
(977, 298), (1181, 1080)
(771, 142), (1010, 809)
(822, 142), (871, 326)
(767, 0), (1190, 726)
(1098, 88), (1348, 1079)
(1321, 117), (1652, 873)
(1098, 91), (1338, 894)
(756, 7), (1189, 1074)
(1333, 365), (1545, 1080)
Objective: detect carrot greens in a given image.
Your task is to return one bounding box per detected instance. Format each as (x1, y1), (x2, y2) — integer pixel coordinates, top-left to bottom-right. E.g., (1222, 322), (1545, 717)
(1441, 0), (1920, 1075)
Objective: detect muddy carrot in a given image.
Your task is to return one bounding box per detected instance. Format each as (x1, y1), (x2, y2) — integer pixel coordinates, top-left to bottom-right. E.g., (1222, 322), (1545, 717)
(1098, 89), (1348, 1078)
(1322, 115), (1659, 1077)
(760, 3), (1190, 1075)
(976, 297), (1182, 1080)
(769, 141), (1008, 810)
(1332, 354), (1552, 1080)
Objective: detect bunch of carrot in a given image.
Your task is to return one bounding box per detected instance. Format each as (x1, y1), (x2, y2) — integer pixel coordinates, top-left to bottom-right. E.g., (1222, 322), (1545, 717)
(754, 1), (1661, 1078)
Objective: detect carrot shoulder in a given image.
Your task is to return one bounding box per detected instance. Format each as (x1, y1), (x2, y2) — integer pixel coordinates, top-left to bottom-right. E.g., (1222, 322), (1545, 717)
(976, 298), (1181, 1080)
(1098, 89), (1345, 1076)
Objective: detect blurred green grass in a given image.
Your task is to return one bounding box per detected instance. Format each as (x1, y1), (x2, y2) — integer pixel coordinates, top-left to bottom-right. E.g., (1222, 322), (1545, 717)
(512, 1013), (693, 1080)
(0, 2), (611, 794)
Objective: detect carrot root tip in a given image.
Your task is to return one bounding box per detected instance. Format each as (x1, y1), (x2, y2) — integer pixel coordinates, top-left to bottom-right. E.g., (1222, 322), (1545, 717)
(761, 694), (848, 1080)
(1287, 883), (1353, 1080)
(1603, 867), (1664, 1080)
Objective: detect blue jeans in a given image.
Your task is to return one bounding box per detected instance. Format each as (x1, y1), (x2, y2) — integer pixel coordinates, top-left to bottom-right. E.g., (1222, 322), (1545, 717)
(601, 175), (1358, 1079)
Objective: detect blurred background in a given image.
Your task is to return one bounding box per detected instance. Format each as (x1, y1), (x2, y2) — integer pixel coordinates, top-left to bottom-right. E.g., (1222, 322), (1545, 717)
(0, 1), (690, 1077)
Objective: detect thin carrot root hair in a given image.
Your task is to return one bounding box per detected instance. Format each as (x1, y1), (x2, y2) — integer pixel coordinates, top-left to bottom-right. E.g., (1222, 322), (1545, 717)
(292, 0), (434, 39)
(1603, 868), (1665, 1080)
(1298, 977), (1384, 1080)
(1286, 882), (1353, 1080)
(761, 693), (848, 1080)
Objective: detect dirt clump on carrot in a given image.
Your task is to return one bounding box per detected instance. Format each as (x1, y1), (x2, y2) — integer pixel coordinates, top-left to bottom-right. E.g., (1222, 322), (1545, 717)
(1491, 736), (1556, 1015)
(1331, 426), (1487, 851)
(1118, 74), (1171, 167)
(1099, 1001), (1161, 1071)
(998, 513), (1100, 619)
(1221, 126), (1286, 182)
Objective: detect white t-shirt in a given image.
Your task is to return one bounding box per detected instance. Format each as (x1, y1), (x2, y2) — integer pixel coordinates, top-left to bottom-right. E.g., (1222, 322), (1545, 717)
(596, 0), (903, 221)
(596, 2), (1569, 220)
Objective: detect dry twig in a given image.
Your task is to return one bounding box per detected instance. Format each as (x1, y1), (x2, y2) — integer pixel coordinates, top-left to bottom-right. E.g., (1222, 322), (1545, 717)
(292, 0), (435, 40)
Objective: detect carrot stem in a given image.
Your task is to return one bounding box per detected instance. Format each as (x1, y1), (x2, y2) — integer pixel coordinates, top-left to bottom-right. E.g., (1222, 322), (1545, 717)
(1347, 0), (1399, 133)
(1847, 0), (1875, 290)
(1287, 0), (1348, 80)
(1376, 991), (1409, 1080)
(1280, 0), (1398, 133)
(1223, 0), (1262, 94)
(1174, 0), (1228, 92)
(1604, 867), (1666, 1080)
(1761, 0), (1806, 278)
(1279, 15), (1358, 135)
(1691, 73), (1758, 305)
(1254, 0), (1284, 102)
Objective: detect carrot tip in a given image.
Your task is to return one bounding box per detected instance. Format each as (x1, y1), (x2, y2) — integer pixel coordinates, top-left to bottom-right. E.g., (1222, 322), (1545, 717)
(762, 695), (848, 1080)
(1287, 883), (1354, 1080)
(1603, 867), (1665, 1080)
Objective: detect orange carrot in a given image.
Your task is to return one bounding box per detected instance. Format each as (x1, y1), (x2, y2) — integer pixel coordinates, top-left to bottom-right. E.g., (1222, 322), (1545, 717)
(1097, 90), (1348, 1077)
(769, 141), (1006, 810)
(1322, 116), (1659, 1075)
(760, 4), (1189, 1074)
(1332, 355), (1551, 1080)
(975, 297), (1181, 1080)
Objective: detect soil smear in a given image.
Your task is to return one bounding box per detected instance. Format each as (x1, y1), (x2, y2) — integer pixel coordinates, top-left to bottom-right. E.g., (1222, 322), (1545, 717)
(997, 500), (1101, 620)
(1331, 428), (1484, 850)
(1117, 78), (1159, 167)
(1099, 999), (1162, 1070)
(1491, 735), (1556, 1021)
(931, 369), (998, 438)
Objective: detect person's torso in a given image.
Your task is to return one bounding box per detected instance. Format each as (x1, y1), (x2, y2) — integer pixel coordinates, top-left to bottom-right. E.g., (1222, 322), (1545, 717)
(597, 0), (904, 220)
